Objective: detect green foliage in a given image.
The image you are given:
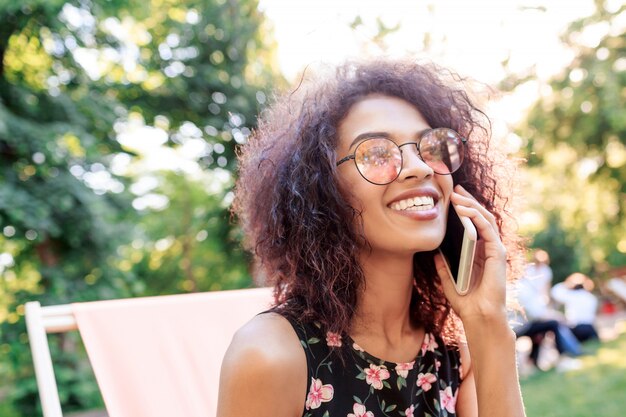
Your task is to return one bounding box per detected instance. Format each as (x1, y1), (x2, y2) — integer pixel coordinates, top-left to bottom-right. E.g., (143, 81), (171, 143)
(0, 0), (280, 414)
(530, 214), (582, 283)
(3, 330), (104, 416)
(514, 3), (626, 276)
(124, 171), (252, 295)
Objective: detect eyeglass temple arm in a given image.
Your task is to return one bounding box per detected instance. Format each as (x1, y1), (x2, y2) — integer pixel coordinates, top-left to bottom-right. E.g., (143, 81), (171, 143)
(336, 155), (355, 167)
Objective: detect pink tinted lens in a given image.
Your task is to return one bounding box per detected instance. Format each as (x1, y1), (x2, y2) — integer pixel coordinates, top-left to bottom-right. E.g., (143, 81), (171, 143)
(355, 138), (402, 184)
(419, 129), (464, 174)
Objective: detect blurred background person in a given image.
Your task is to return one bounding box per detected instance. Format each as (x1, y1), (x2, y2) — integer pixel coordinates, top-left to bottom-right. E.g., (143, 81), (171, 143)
(551, 273), (599, 343)
(606, 275), (626, 306)
(513, 255), (582, 371)
(523, 249), (553, 306)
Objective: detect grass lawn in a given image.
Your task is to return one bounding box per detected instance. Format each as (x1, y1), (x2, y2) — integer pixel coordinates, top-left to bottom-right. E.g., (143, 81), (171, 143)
(521, 326), (626, 417)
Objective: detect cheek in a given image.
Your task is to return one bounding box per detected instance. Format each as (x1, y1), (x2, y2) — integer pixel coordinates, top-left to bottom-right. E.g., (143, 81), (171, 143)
(337, 180), (380, 244)
(336, 176), (360, 210)
(336, 166), (370, 210)
(347, 182), (384, 216)
(335, 175), (367, 235)
(352, 188), (389, 246)
(439, 176), (454, 199)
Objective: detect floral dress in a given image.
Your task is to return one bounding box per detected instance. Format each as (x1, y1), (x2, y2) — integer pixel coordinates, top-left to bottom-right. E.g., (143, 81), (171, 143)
(282, 316), (462, 417)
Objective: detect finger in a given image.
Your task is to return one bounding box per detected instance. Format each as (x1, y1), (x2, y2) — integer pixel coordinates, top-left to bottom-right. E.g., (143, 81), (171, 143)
(451, 194), (499, 230)
(451, 203), (500, 245)
(454, 184), (480, 201)
(451, 197), (499, 241)
(452, 185), (499, 232)
(453, 204), (507, 261)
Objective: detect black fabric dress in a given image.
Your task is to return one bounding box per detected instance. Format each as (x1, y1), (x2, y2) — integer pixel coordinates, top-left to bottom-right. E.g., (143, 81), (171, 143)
(281, 315), (462, 417)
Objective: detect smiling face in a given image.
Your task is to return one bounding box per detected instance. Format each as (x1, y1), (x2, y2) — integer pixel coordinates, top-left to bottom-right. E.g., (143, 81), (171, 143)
(336, 95), (454, 257)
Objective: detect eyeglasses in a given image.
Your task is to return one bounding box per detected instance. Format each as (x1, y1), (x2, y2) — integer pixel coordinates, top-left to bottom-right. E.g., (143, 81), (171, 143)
(336, 128), (466, 185)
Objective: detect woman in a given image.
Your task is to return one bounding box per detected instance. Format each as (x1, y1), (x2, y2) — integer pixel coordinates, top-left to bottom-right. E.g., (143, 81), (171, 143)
(218, 59), (526, 417)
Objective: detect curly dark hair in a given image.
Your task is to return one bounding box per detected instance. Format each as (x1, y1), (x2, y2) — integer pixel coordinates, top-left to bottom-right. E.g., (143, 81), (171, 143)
(233, 59), (523, 342)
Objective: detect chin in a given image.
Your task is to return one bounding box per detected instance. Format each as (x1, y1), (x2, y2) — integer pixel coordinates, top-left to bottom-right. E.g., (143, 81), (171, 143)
(412, 245), (439, 254)
(395, 240), (441, 255)
(364, 225), (445, 255)
(408, 232), (445, 252)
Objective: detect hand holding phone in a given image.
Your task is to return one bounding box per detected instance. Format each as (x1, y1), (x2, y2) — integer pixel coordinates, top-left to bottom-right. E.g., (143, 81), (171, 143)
(438, 203), (478, 295)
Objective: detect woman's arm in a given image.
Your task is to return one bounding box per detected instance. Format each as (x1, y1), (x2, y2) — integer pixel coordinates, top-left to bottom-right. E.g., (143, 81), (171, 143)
(217, 313), (307, 417)
(455, 312), (523, 417)
(436, 185), (526, 417)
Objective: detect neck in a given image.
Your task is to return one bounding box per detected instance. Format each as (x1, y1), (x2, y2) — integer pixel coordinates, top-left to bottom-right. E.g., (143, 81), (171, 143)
(352, 250), (416, 340)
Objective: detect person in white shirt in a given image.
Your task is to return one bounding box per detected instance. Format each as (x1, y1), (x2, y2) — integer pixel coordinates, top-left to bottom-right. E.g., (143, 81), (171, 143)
(513, 264), (583, 369)
(523, 249), (553, 305)
(551, 272), (599, 342)
(606, 276), (626, 304)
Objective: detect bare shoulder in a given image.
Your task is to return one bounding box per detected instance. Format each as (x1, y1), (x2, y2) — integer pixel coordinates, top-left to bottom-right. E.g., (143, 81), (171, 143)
(226, 312), (305, 361)
(217, 312), (307, 417)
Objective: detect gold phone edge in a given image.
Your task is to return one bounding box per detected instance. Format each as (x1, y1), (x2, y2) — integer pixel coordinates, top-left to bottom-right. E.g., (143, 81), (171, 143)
(456, 237), (477, 295)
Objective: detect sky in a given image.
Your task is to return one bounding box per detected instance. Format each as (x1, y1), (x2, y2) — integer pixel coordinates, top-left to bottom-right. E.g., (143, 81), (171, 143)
(256, 0), (617, 148)
(258, 0), (603, 84)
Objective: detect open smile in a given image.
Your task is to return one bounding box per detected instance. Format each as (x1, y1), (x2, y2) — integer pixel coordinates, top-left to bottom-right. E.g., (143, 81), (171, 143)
(389, 195), (435, 211)
(387, 189), (441, 219)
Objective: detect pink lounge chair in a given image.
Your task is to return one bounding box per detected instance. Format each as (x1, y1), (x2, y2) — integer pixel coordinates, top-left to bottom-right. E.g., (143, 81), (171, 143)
(25, 287), (274, 417)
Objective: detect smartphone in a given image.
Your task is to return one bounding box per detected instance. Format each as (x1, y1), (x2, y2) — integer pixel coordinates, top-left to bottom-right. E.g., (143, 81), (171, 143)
(439, 204), (478, 295)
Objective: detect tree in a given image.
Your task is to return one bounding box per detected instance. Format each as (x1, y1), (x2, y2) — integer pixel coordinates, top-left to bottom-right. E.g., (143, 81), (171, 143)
(512, 1), (626, 280)
(0, 0), (280, 414)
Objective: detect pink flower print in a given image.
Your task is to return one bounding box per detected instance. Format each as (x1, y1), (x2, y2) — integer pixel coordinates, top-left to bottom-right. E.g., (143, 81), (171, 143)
(325, 331), (342, 347)
(435, 359), (441, 371)
(364, 363), (390, 390)
(421, 333), (439, 355)
(353, 342), (364, 352)
(395, 361), (415, 378)
(440, 386), (457, 413)
(305, 378), (334, 410)
(347, 403), (375, 417)
(416, 372), (437, 392)
(405, 404), (415, 417)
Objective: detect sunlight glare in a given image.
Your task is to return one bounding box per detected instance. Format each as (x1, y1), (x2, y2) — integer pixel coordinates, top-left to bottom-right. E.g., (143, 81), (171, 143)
(259, 0), (595, 85)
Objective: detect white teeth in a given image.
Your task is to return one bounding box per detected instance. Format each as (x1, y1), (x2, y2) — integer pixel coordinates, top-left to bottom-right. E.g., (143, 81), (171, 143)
(390, 196), (435, 211)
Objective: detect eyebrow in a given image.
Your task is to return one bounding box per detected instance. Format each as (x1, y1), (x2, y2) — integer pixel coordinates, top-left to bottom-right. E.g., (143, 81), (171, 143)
(348, 128), (432, 150)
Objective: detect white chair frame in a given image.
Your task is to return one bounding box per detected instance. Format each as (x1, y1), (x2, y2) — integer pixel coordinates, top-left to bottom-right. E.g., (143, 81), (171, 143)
(25, 301), (78, 417)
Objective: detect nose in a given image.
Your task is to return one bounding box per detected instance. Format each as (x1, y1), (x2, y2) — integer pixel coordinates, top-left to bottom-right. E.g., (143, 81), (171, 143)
(397, 144), (433, 182)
